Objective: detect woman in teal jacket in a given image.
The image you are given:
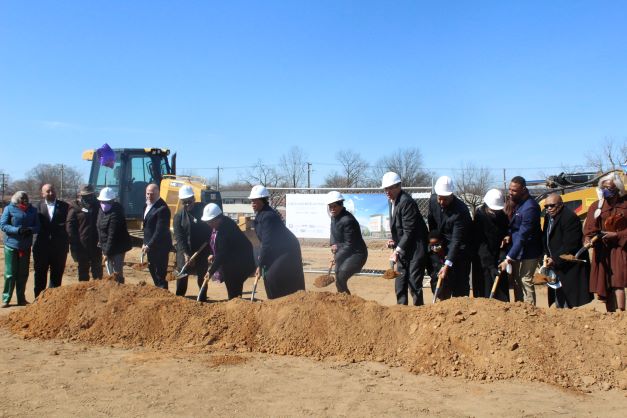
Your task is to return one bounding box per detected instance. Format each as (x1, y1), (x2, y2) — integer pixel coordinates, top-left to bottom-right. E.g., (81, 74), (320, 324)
(0, 191), (40, 307)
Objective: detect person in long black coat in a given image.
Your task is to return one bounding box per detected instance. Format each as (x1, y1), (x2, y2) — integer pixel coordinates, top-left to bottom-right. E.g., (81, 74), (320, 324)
(327, 192), (368, 295)
(67, 185), (103, 281)
(97, 187), (132, 284)
(249, 185), (305, 299)
(471, 189), (510, 301)
(382, 172), (429, 306)
(142, 184), (172, 289)
(543, 193), (592, 308)
(33, 183), (70, 297)
(428, 176), (473, 297)
(202, 204), (255, 300)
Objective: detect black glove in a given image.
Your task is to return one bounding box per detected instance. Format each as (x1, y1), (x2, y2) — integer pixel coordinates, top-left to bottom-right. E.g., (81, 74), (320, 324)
(18, 227), (32, 237)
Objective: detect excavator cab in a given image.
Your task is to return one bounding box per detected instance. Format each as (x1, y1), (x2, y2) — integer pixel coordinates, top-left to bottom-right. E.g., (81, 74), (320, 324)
(83, 148), (172, 230)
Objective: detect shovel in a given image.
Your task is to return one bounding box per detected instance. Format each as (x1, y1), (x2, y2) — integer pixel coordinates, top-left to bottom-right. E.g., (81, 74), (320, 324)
(574, 233), (603, 259)
(197, 273), (211, 302)
(432, 267), (445, 303)
(250, 267), (265, 302)
(172, 242), (208, 280)
(489, 274), (501, 299)
(131, 252), (149, 271)
(313, 259), (336, 288)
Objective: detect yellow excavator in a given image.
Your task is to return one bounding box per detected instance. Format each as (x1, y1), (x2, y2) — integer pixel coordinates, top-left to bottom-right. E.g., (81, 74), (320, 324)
(82, 147), (222, 239)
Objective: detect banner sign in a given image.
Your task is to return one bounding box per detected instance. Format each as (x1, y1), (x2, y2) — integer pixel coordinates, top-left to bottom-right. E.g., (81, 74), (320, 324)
(286, 193), (392, 239)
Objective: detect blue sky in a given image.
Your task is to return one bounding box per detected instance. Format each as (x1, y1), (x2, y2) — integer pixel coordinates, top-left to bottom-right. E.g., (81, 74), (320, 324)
(1, 0), (626, 187)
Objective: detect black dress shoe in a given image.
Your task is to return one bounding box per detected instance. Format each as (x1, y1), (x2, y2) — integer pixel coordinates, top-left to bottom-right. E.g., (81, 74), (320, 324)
(1, 303), (10, 308)
(17, 301), (29, 306)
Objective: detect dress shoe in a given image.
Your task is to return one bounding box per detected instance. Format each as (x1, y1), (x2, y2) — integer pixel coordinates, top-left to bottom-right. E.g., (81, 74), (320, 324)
(1, 303), (10, 308)
(17, 301), (29, 306)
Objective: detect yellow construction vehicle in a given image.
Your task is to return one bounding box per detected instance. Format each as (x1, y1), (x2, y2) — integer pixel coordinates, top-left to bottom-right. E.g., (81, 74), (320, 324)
(536, 170), (626, 220)
(82, 147), (222, 239)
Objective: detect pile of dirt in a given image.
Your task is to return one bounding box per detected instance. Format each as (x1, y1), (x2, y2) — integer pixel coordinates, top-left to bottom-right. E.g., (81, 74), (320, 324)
(2, 281), (625, 391)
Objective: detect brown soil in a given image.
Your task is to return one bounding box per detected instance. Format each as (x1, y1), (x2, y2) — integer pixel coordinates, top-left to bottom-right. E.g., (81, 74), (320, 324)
(313, 274), (335, 288)
(382, 268), (399, 280)
(2, 280), (625, 392)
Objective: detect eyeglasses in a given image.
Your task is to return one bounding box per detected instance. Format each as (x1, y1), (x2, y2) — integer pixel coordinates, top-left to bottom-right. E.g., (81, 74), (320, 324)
(545, 204), (559, 209)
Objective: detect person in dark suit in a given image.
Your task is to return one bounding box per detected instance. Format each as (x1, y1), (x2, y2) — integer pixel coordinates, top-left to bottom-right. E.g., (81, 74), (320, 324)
(33, 184), (70, 297)
(97, 187), (132, 284)
(142, 184), (172, 289)
(472, 189), (510, 301)
(428, 176), (473, 297)
(499, 176), (543, 305)
(173, 185), (211, 301)
(201, 203), (255, 300)
(67, 184), (102, 281)
(249, 185), (305, 299)
(543, 193), (592, 308)
(382, 172), (429, 306)
(327, 191), (368, 295)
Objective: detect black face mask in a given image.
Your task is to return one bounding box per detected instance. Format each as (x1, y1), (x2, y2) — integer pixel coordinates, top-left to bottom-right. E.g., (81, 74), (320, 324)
(82, 195), (97, 207)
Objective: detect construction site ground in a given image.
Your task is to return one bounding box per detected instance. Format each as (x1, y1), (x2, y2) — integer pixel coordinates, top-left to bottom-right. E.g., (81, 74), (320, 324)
(0, 241), (626, 417)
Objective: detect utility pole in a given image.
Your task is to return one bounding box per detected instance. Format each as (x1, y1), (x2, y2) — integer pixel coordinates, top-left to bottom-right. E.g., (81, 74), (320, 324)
(0, 173), (6, 208)
(502, 168), (507, 190)
(307, 162), (312, 189)
(60, 164), (65, 200)
(216, 166), (221, 190)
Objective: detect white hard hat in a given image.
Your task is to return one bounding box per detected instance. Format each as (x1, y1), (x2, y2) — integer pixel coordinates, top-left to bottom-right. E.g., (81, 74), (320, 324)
(434, 176), (454, 196)
(178, 185), (194, 199)
(248, 185), (270, 199)
(97, 187), (117, 201)
(325, 191), (344, 205)
(201, 203), (222, 221)
(381, 172), (402, 189)
(483, 188), (505, 210)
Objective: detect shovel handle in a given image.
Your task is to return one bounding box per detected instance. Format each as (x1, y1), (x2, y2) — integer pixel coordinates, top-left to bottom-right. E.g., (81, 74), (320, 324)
(489, 274), (500, 299)
(432, 274), (444, 304)
(197, 274), (210, 302)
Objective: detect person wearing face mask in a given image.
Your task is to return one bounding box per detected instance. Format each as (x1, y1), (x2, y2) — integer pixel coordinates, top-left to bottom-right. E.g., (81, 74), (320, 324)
(471, 189), (510, 301)
(498, 176), (543, 305)
(326, 191), (368, 295)
(66, 185), (103, 282)
(142, 183), (172, 289)
(543, 193), (592, 308)
(96, 187), (132, 283)
(583, 173), (627, 312)
(1, 191), (40, 307)
(173, 185), (211, 301)
(33, 183), (70, 297)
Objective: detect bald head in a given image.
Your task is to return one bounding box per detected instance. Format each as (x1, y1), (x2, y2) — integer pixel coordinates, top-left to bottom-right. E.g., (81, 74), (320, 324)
(545, 193), (563, 218)
(41, 183), (56, 203)
(146, 184), (160, 204)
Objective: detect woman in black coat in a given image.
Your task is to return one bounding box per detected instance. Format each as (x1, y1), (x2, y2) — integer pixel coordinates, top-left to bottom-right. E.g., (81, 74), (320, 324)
(97, 187), (132, 283)
(471, 189), (510, 301)
(249, 185), (305, 299)
(202, 204), (255, 300)
(327, 191), (367, 294)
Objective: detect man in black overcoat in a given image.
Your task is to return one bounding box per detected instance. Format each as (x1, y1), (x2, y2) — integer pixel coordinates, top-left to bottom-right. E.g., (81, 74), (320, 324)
(543, 193), (592, 308)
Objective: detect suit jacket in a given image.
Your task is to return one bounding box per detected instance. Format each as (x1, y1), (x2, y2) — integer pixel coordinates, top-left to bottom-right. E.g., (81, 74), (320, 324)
(427, 194), (472, 266)
(507, 196), (542, 260)
(330, 208), (367, 264)
(544, 206), (591, 307)
(208, 215), (255, 281)
(142, 198), (172, 252)
(33, 199), (70, 254)
(389, 190), (428, 265)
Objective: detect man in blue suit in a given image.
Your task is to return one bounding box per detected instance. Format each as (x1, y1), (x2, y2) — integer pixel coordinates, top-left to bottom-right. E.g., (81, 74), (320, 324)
(499, 176), (543, 305)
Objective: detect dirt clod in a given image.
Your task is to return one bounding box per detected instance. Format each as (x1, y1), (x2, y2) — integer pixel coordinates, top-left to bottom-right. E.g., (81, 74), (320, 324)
(382, 269), (399, 280)
(313, 274), (335, 288)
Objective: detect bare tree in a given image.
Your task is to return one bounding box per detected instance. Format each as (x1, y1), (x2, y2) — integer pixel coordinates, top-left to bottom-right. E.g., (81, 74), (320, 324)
(586, 138), (627, 172)
(11, 164), (84, 200)
(454, 163), (494, 212)
(242, 159), (285, 187)
(279, 146), (308, 188)
(323, 150), (369, 188)
(369, 147), (431, 186)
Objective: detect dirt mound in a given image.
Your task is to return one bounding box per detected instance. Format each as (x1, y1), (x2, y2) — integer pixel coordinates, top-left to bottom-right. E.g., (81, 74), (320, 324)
(2, 281), (626, 391)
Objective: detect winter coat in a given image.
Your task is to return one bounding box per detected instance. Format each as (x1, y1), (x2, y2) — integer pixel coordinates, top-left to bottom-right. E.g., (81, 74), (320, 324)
(0, 203), (40, 250)
(97, 202), (132, 257)
(254, 204), (301, 268)
(428, 194), (472, 266)
(330, 208), (367, 265)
